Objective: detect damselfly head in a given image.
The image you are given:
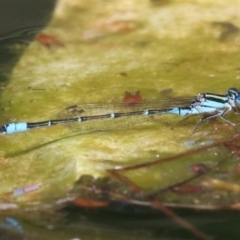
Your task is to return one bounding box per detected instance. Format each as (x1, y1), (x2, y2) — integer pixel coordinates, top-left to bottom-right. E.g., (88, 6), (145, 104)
(227, 88), (240, 101)
(228, 88), (240, 112)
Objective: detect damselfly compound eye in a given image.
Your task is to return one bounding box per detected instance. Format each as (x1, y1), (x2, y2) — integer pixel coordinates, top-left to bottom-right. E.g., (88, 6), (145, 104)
(227, 88), (240, 100)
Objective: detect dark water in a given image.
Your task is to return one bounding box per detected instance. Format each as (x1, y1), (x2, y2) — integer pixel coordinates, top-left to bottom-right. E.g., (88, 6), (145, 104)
(1, 203), (240, 240)
(0, 0), (57, 84)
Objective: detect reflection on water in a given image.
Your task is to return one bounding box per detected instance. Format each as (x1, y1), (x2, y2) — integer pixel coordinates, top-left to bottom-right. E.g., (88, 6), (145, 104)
(0, 0), (57, 84)
(0, 26), (43, 45)
(0, 26), (42, 85)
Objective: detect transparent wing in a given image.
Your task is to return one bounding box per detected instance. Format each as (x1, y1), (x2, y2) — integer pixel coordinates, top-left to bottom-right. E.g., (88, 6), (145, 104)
(58, 97), (194, 118)
(55, 97), (194, 133)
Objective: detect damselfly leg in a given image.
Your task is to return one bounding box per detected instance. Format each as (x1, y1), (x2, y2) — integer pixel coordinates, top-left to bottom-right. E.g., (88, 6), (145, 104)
(191, 108), (236, 134)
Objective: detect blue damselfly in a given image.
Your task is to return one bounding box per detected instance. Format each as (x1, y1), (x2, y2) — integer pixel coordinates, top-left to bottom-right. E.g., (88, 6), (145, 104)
(0, 88), (239, 134)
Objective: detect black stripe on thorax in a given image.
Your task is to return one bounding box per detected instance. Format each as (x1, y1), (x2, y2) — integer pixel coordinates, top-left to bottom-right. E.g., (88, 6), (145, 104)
(204, 93), (228, 104)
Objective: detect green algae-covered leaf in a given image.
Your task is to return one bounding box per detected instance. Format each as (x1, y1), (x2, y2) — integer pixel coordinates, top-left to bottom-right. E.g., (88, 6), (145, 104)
(110, 135), (240, 209)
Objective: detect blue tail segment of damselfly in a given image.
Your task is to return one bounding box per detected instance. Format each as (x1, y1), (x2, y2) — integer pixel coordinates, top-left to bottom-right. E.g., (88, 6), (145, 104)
(1, 87), (239, 134)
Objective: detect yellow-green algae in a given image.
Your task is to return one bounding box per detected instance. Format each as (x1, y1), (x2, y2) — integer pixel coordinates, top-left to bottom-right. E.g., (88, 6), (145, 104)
(1, 0), (240, 206)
